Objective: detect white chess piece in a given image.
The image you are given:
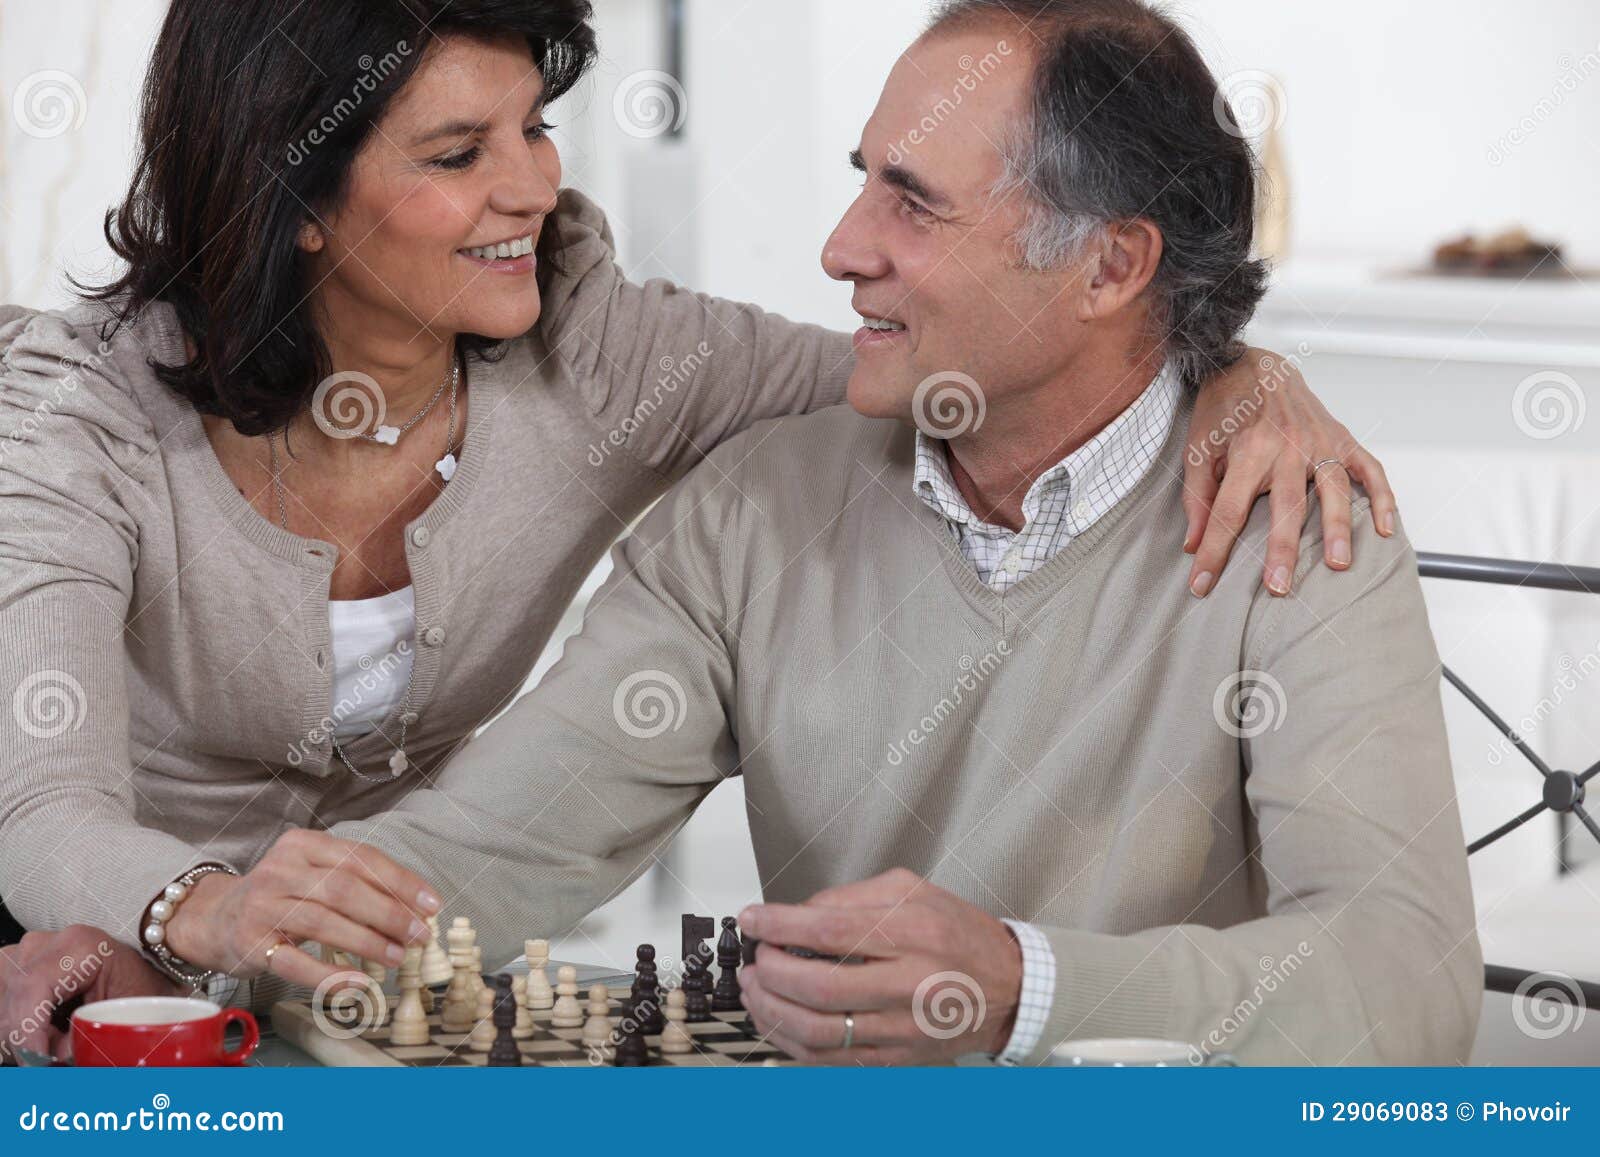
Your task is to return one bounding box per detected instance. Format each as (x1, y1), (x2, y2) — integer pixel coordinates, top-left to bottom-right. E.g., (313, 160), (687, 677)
(581, 984), (614, 1063)
(523, 939), (554, 1010)
(360, 956), (391, 1027)
(550, 964), (584, 1028)
(419, 915), (454, 987)
(511, 975), (534, 1040)
(440, 947), (475, 1034)
(660, 988), (692, 1054)
(389, 948), (431, 1047)
(469, 984), (497, 1052)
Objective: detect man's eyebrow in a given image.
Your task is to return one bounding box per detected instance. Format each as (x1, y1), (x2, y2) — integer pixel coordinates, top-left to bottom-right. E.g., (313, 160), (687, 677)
(410, 87), (548, 147)
(849, 147), (951, 210)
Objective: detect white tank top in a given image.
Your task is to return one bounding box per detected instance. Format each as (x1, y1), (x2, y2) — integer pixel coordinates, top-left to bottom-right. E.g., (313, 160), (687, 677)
(327, 587), (416, 742)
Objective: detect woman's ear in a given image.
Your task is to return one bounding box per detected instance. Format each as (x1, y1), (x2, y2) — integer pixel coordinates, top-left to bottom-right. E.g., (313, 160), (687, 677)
(1082, 219), (1163, 321)
(297, 221), (326, 254)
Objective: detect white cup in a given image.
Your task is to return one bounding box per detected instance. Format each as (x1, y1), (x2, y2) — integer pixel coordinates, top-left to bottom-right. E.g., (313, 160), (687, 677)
(1047, 1038), (1236, 1067)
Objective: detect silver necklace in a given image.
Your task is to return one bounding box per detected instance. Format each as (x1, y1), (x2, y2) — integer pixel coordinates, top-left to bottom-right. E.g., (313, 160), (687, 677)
(268, 356), (461, 782)
(362, 361), (458, 450)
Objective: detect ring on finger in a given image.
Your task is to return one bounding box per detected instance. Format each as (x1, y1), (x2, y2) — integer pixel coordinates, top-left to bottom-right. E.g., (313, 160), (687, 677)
(841, 1011), (856, 1051)
(1311, 457), (1346, 478)
(263, 939), (292, 972)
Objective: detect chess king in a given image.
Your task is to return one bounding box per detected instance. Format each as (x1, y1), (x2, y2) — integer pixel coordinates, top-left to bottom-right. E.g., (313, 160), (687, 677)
(1, 0), (1433, 1066)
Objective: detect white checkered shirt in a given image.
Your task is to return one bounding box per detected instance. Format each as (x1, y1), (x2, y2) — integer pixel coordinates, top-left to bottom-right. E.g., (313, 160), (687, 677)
(913, 362), (1182, 596)
(915, 364), (1180, 1064)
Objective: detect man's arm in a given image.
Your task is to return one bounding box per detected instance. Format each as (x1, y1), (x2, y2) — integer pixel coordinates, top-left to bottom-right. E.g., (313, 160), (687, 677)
(331, 454), (743, 974)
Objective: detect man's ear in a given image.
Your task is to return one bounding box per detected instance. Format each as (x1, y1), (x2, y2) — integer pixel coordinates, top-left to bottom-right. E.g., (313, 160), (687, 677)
(1077, 220), (1163, 321)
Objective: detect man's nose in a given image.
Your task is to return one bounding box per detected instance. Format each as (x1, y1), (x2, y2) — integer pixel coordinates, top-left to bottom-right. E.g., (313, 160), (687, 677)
(822, 198), (891, 283)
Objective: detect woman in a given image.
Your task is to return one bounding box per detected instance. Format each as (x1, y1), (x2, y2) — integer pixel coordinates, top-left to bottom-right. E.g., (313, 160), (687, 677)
(0, 0), (1390, 1051)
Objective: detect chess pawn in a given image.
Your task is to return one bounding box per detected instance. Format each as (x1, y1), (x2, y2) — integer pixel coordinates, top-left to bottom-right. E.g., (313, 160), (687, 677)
(660, 989), (692, 1055)
(611, 997), (648, 1067)
(440, 951), (475, 1034)
(487, 974), (523, 1068)
(469, 984), (497, 1052)
(389, 948), (431, 1047)
(551, 964), (584, 1028)
(470, 946), (487, 1003)
(510, 975), (534, 1039)
(581, 984), (614, 1064)
(446, 916), (475, 960)
(360, 956), (392, 1027)
(631, 944), (664, 1036)
(523, 939), (554, 1010)
(419, 915), (454, 987)
(682, 953), (712, 1022)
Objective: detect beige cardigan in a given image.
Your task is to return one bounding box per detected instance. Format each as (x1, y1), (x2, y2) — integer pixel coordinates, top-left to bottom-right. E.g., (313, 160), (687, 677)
(0, 190), (852, 943)
(336, 399), (1482, 1064)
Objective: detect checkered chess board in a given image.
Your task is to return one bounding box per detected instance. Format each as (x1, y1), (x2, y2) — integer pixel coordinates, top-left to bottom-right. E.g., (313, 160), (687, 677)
(271, 986), (790, 1067)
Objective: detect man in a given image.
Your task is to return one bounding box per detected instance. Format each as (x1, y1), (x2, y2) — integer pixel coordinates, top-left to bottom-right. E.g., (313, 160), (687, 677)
(326, 0), (1481, 1064)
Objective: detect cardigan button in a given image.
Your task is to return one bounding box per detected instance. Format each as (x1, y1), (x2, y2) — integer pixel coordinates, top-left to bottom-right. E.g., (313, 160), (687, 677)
(410, 527), (432, 549)
(399, 711), (420, 727)
(422, 626), (446, 647)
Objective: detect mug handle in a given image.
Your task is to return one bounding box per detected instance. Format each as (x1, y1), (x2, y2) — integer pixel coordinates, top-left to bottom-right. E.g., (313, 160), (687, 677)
(218, 1009), (260, 1066)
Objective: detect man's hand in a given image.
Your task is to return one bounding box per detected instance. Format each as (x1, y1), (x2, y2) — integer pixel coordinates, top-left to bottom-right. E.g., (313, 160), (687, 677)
(164, 830), (440, 993)
(1184, 347), (1397, 598)
(738, 869), (1022, 1065)
(0, 926), (178, 1064)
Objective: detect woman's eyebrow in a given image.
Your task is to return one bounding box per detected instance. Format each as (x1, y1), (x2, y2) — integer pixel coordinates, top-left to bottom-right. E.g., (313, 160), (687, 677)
(408, 87), (548, 147)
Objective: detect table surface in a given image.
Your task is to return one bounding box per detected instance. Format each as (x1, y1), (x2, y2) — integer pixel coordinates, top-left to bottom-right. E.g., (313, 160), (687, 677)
(250, 960), (632, 1067)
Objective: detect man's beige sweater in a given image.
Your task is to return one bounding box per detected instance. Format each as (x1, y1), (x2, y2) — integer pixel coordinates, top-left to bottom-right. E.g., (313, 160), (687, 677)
(337, 395), (1483, 1066)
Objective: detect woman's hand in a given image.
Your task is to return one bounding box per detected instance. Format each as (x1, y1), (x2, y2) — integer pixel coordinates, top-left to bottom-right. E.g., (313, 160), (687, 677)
(1, 926), (178, 1064)
(1184, 347), (1397, 598)
(164, 830), (441, 992)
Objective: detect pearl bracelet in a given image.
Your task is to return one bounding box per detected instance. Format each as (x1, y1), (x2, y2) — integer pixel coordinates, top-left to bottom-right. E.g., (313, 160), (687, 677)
(141, 863), (239, 990)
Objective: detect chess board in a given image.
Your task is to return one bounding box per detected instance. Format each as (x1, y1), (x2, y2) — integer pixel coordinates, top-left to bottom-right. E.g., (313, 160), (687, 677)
(271, 986), (792, 1068)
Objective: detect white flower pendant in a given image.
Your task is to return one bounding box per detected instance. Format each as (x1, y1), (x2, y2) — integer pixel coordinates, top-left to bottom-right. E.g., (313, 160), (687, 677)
(389, 750), (409, 775)
(374, 425), (401, 446)
(435, 453), (458, 482)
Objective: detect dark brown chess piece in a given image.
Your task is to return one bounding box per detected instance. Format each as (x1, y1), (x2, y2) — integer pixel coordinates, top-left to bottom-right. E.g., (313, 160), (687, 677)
(632, 943), (664, 1036)
(683, 952), (712, 1023)
(612, 996), (649, 1067)
(712, 916), (744, 1012)
(487, 973), (522, 1067)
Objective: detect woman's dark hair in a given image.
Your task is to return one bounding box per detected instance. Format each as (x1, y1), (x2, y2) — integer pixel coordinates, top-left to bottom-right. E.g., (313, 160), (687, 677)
(931, 0), (1268, 387)
(77, 0), (597, 435)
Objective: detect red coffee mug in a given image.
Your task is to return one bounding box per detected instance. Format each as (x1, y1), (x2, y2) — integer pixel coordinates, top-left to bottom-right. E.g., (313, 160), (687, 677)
(72, 996), (259, 1067)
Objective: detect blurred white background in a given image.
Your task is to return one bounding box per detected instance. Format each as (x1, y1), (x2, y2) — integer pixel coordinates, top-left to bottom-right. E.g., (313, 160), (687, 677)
(2, 0), (1597, 1061)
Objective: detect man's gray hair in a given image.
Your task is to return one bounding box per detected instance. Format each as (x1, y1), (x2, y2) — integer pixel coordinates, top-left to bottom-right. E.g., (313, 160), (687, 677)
(930, 0), (1269, 387)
